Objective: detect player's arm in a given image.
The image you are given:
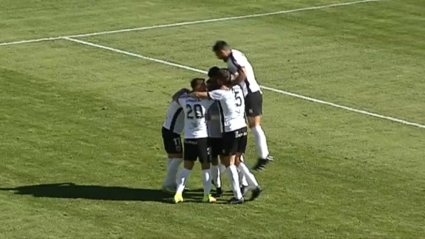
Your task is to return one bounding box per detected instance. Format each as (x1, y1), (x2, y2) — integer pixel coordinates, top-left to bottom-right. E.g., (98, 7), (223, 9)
(231, 67), (247, 86)
(172, 88), (189, 102)
(230, 52), (248, 86)
(187, 92), (209, 99)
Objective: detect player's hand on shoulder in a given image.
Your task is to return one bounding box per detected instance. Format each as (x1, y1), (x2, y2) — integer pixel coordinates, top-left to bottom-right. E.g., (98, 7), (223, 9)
(172, 88), (190, 101)
(187, 92), (197, 98)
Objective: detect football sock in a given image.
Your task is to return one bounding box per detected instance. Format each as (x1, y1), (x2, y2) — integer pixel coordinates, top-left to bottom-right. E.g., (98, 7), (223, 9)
(176, 168), (191, 195)
(238, 163), (259, 188)
(252, 126), (270, 159)
(167, 158), (172, 166)
(202, 169), (212, 196)
(239, 170), (248, 187)
(219, 163), (227, 175)
(211, 165), (221, 188)
(164, 158), (183, 187)
(227, 165), (243, 200)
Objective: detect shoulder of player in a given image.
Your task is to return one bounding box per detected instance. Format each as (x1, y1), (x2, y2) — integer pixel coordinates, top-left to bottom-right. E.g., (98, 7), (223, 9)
(231, 49), (246, 59)
(209, 88), (232, 97)
(209, 89), (226, 94)
(170, 100), (182, 108)
(232, 84), (242, 91)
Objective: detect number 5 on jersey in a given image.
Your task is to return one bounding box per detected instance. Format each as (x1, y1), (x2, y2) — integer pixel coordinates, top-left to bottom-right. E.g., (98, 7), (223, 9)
(234, 89), (242, 107)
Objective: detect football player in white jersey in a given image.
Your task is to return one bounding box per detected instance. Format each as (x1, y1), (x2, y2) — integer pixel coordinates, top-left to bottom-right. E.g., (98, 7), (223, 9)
(161, 96), (186, 193)
(207, 67), (250, 196)
(173, 78), (217, 204)
(206, 77), (224, 199)
(188, 69), (262, 204)
(213, 41), (273, 171)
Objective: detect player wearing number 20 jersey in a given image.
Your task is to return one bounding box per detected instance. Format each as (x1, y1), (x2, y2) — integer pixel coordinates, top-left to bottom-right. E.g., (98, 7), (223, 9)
(178, 97), (213, 162)
(173, 78), (217, 204)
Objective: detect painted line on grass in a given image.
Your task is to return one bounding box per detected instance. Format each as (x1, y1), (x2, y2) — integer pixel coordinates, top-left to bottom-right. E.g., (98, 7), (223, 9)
(63, 37), (425, 129)
(0, 0), (379, 47)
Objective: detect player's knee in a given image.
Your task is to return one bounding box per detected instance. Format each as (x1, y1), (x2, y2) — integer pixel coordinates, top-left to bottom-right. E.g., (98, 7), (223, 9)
(228, 156), (236, 166)
(211, 157), (219, 165)
(200, 162), (211, 170)
(234, 158), (241, 166)
(221, 156), (232, 167)
(248, 116), (261, 128)
(183, 161), (195, 170)
(168, 153), (183, 159)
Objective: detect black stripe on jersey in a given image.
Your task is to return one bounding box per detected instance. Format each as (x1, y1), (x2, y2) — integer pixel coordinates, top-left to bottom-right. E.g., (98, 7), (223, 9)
(217, 101), (226, 133)
(230, 53), (252, 94)
(169, 107), (183, 132)
(229, 52), (242, 70)
(244, 78), (252, 94)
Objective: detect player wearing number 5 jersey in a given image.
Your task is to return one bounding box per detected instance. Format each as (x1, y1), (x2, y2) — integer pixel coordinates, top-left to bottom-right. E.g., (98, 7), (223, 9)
(213, 41), (273, 171)
(188, 69), (262, 204)
(173, 78), (216, 204)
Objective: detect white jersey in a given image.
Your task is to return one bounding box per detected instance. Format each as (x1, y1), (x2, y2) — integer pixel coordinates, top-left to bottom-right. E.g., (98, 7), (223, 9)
(207, 102), (222, 138)
(178, 97), (213, 139)
(163, 101), (184, 134)
(208, 85), (246, 133)
(227, 49), (262, 97)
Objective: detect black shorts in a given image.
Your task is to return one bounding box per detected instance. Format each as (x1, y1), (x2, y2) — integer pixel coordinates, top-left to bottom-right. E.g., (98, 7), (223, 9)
(161, 127), (182, 154)
(245, 91), (263, 117)
(221, 127), (248, 156)
(184, 138), (211, 163)
(208, 137), (222, 159)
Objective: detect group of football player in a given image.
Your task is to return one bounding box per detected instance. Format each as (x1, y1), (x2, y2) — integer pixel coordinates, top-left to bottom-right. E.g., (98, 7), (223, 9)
(161, 41), (273, 204)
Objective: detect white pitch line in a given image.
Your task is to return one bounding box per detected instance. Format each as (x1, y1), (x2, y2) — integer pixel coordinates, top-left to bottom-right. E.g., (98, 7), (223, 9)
(0, 0), (379, 47)
(63, 37), (425, 129)
(63, 37), (207, 74)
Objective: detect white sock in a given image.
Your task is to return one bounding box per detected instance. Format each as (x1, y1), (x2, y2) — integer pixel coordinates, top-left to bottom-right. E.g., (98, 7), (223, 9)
(219, 163), (227, 176)
(211, 165), (221, 188)
(202, 169), (212, 196)
(252, 126), (270, 159)
(226, 165), (242, 200)
(176, 168), (191, 195)
(238, 163), (259, 188)
(163, 158), (183, 187)
(239, 169), (248, 187)
(167, 158), (172, 166)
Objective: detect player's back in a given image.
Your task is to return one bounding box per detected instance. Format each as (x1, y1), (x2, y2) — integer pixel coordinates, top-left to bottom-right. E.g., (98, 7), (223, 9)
(207, 102), (222, 138)
(211, 85), (246, 132)
(163, 101), (184, 134)
(178, 97), (213, 139)
(226, 49), (261, 96)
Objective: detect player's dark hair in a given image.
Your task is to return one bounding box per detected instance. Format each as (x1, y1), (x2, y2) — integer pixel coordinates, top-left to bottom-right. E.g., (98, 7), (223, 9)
(190, 78), (205, 90)
(212, 41), (230, 52)
(206, 79), (215, 91)
(208, 66), (220, 78)
(217, 68), (232, 86)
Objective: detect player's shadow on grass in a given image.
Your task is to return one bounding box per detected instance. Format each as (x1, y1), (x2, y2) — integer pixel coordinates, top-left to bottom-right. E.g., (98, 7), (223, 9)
(0, 183), (205, 203)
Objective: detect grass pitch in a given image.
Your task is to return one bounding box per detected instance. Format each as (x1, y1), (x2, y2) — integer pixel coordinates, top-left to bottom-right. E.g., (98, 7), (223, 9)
(1, 0), (424, 238)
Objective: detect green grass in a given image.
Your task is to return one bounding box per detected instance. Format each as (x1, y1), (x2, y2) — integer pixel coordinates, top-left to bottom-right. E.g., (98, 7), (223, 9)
(1, 0), (425, 238)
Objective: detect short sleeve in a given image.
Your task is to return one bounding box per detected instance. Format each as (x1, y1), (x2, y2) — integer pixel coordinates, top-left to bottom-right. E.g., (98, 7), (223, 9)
(208, 90), (224, 101)
(177, 97), (185, 105)
(230, 51), (248, 69)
